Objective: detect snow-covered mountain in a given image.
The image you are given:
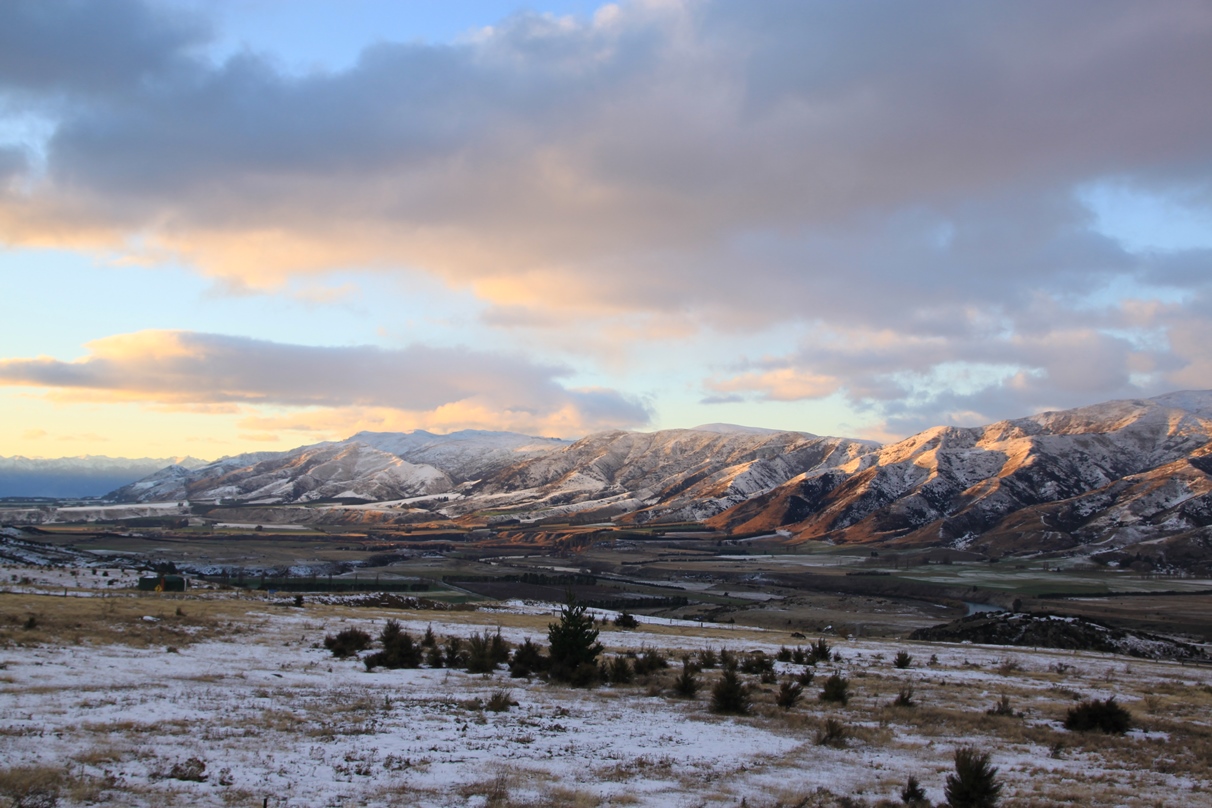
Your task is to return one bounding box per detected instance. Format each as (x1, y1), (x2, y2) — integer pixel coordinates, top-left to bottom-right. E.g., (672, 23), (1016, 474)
(0, 455), (208, 498)
(335, 430), (571, 483)
(708, 392), (1212, 566)
(109, 444), (450, 504)
(456, 428), (877, 524)
(88, 391), (1212, 569)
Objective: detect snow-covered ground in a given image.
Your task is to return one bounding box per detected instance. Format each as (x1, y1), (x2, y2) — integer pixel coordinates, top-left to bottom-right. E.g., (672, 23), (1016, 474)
(2, 587), (1210, 806)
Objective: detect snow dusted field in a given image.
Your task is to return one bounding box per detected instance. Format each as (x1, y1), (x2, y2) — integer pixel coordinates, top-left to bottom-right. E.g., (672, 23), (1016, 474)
(2, 582), (1211, 806)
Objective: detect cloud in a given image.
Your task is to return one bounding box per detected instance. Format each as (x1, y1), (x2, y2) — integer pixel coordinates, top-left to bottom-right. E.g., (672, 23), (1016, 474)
(1, 2), (1211, 435)
(0, 330), (651, 437)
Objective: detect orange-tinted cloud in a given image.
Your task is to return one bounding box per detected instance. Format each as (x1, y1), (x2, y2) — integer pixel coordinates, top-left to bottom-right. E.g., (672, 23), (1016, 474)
(0, 330), (651, 438)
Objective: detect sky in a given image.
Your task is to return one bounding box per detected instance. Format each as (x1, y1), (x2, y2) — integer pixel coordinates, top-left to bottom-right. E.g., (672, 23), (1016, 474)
(1, 0), (1211, 460)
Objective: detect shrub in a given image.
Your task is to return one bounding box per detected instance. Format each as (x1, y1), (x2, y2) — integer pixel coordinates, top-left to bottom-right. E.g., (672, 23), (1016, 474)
(614, 611), (639, 629)
(548, 594), (603, 683)
(807, 638), (831, 665)
(444, 636), (466, 669)
(421, 625), (437, 648)
(710, 668), (750, 714)
(791, 646), (807, 665)
(22, 615), (37, 631)
(698, 648), (719, 669)
(607, 655), (634, 685)
(894, 650), (913, 669)
(673, 659), (700, 698)
(901, 776), (928, 806)
(324, 627), (372, 658)
(485, 689), (514, 713)
(986, 694), (1015, 717)
(718, 648), (737, 670)
(460, 629), (511, 674)
(509, 638), (548, 678)
(739, 652), (773, 675)
(490, 629), (511, 665)
(776, 646), (793, 662)
(425, 644), (444, 668)
(776, 680), (804, 710)
(634, 647), (670, 676)
(1064, 697), (1132, 734)
(944, 747), (1002, 807)
(568, 661), (600, 688)
(894, 685), (915, 708)
(820, 672), (850, 705)
(814, 717), (848, 747)
(796, 668), (816, 687)
(364, 620), (423, 671)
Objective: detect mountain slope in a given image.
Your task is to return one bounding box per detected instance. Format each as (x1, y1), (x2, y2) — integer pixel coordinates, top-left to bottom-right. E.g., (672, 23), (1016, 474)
(454, 428), (877, 523)
(708, 392), (1212, 565)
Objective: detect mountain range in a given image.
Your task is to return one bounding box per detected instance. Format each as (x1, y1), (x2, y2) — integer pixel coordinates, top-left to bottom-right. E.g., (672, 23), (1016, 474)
(10, 392), (1212, 569)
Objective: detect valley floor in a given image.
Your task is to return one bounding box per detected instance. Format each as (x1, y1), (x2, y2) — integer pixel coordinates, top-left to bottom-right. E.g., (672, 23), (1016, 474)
(1, 586), (1211, 807)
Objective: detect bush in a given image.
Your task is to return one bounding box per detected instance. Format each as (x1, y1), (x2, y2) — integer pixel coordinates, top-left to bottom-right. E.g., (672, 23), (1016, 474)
(819, 672), (850, 705)
(698, 648), (719, 669)
(509, 638), (548, 678)
(461, 630), (510, 674)
(633, 647), (669, 676)
(776, 646), (793, 662)
(324, 627), (372, 658)
(807, 638), (831, 665)
(894, 650), (913, 669)
(776, 680), (804, 710)
(718, 648), (737, 670)
(485, 689), (514, 713)
(739, 652), (774, 675)
(444, 636), (466, 669)
(796, 668), (816, 687)
(791, 646), (807, 665)
(421, 625), (437, 648)
(613, 611), (639, 629)
(363, 620), (423, 671)
(893, 684), (915, 708)
(710, 668), (750, 714)
(607, 655), (634, 685)
(548, 594), (603, 683)
(1064, 697), (1132, 734)
(425, 644), (444, 668)
(671, 658), (700, 698)
(944, 747), (1002, 807)
(901, 775), (928, 806)
(814, 717), (848, 747)
(568, 661), (600, 688)
(986, 694), (1015, 717)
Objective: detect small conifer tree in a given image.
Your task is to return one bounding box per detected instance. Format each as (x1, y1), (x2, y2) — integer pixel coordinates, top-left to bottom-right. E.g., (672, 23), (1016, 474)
(776, 680), (804, 710)
(944, 747), (1002, 808)
(710, 668), (750, 714)
(608, 655), (634, 685)
(547, 593), (603, 683)
(820, 671), (850, 705)
(894, 650), (913, 669)
(901, 776), (927, 806)
(509, 638), (548, 678)
(673, 658), (700, 698)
